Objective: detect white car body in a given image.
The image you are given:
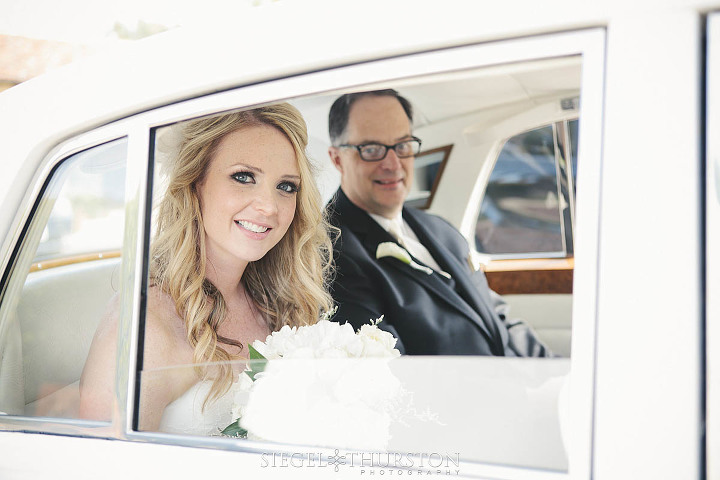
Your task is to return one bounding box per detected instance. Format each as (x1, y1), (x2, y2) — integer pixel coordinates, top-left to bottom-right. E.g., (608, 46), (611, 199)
(0, 0), (717, 478)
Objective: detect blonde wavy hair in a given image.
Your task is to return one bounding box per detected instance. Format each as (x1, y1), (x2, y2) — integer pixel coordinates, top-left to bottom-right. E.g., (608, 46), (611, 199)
(150, 104), (334, 404)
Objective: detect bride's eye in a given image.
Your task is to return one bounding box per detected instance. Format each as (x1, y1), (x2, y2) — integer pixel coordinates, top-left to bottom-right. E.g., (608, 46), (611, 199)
(277, 181), (299, 194)
(231, 171), (255, 184)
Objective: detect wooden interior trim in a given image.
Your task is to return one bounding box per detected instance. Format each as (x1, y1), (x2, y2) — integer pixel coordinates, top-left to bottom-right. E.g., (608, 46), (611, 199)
(484, 257), (574, 295)
(484, 257), (574, 272)
(30, 251), (121, 272)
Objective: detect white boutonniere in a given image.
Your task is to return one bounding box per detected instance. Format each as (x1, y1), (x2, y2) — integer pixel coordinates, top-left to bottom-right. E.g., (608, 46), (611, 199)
(376, 242), (434, 275)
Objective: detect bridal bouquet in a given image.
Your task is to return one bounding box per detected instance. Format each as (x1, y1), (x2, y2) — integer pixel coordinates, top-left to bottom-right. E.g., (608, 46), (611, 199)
(222, 315), (403, 450)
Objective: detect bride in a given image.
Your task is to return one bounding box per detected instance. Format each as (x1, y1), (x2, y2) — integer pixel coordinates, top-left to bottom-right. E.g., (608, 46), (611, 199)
(79, 104), (334, 433)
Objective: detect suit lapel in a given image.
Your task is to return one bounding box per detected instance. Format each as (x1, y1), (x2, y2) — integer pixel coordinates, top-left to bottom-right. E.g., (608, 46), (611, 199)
(403, 207), (502, 342)
(363, 220), (461, 303)
(331, 190), (494, 341)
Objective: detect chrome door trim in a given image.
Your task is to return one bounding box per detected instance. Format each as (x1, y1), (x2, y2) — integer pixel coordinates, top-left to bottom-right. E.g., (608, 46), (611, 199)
(706, 11), (719, 480)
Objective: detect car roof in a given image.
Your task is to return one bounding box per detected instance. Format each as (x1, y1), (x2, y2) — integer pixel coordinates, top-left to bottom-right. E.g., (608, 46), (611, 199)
(0, 0), (601, 142)
(0, 0), (646, 238)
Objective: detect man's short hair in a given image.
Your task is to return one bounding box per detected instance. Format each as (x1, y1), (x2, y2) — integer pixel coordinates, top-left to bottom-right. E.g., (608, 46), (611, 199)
(328, 89), (413, 146)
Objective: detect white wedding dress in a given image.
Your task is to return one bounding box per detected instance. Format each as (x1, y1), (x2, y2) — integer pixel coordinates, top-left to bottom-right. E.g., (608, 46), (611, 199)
(158, 381), (237, 436)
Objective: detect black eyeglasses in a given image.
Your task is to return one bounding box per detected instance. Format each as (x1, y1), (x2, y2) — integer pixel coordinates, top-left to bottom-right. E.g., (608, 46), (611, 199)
(338, 136), (422, 162)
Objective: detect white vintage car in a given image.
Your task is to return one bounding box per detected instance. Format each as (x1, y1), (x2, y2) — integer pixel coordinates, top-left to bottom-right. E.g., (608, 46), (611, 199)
(0, 0), (717, 478)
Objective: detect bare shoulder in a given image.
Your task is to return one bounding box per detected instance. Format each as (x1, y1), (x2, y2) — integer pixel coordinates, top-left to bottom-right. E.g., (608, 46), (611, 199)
(91, 292), (121, 341)
(138, 286), (198, 430)
(143, 285), (194, 369)
(78, 293), (122, 420)
(83, 292), (122, 371)
(79, 287), (195, 417)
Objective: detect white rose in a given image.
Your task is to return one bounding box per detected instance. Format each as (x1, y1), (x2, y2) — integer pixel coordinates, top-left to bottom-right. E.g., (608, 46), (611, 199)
(255, 325), (297, 358)
(281, 346), (316, 359)
(357, 324), (401, 358)
(293, 320), (362, 358)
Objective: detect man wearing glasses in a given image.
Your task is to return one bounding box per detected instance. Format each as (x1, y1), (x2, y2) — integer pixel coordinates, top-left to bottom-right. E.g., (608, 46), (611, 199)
(327, 89), (550, 356)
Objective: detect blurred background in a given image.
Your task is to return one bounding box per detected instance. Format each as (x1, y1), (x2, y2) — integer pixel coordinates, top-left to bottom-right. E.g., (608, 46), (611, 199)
(0, 0), (278, 92)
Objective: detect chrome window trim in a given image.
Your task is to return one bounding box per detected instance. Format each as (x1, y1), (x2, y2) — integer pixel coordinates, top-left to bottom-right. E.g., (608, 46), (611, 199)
(706, 12), (720, 480)
(562, 119), (578, 244)
(0, 27), (605, 479)
(555, 120), (576, 255)
(114, 124), (151, 437)
(0, 416), (113, 436)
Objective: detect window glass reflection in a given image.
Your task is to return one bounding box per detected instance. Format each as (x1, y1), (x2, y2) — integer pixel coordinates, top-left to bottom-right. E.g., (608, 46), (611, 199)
(34, 147), (126, 262)
(139, 357), (570, 472)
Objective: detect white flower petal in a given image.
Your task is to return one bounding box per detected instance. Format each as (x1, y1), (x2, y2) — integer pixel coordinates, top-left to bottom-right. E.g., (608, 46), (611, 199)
(376, 242), (411, 263)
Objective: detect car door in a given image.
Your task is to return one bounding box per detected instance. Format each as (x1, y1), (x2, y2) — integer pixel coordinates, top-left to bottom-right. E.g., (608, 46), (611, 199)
(0, 21), (607, 480)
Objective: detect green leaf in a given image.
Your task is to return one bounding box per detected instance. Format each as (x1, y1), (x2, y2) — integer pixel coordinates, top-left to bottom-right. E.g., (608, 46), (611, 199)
(221, 419), (248, 438)
(246, 344), (268, 381)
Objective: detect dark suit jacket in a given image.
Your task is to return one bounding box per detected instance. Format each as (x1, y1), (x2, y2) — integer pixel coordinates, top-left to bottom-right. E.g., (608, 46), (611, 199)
(328, 188), (550, 356)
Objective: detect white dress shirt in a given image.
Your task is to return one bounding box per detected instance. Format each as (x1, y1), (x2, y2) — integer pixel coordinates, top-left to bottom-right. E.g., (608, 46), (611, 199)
(368, 212), (444, 273)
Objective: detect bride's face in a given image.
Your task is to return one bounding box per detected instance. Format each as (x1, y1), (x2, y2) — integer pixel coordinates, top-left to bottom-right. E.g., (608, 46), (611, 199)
(196, 125), (299, 267)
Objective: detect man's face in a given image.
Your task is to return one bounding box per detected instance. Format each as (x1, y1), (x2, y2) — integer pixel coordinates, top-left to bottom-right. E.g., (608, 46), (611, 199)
(329, 95), (414, 219)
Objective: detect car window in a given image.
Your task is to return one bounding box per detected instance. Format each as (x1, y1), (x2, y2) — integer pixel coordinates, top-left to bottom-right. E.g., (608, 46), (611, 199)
(137, 100), (576, 470)
(475, 121), (578, 257)
(0, 139), (127, 419)
(129, 37), (601, 476)
(33, 149), (126, 263)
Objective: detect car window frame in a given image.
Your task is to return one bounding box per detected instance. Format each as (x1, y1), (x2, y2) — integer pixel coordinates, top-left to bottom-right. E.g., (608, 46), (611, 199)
(706, 11), (720, 480)
(0, 123), (137, 438)
(0, 27), (605, 480)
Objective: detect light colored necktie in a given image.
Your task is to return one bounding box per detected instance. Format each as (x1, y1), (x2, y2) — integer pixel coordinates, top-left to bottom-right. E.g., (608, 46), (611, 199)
(387, 219), (408, 249)
(386, 218), (451, 278)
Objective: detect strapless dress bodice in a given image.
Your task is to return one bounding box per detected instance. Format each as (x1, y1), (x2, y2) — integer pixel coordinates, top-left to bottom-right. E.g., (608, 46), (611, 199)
(158, 381), (236, 436)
